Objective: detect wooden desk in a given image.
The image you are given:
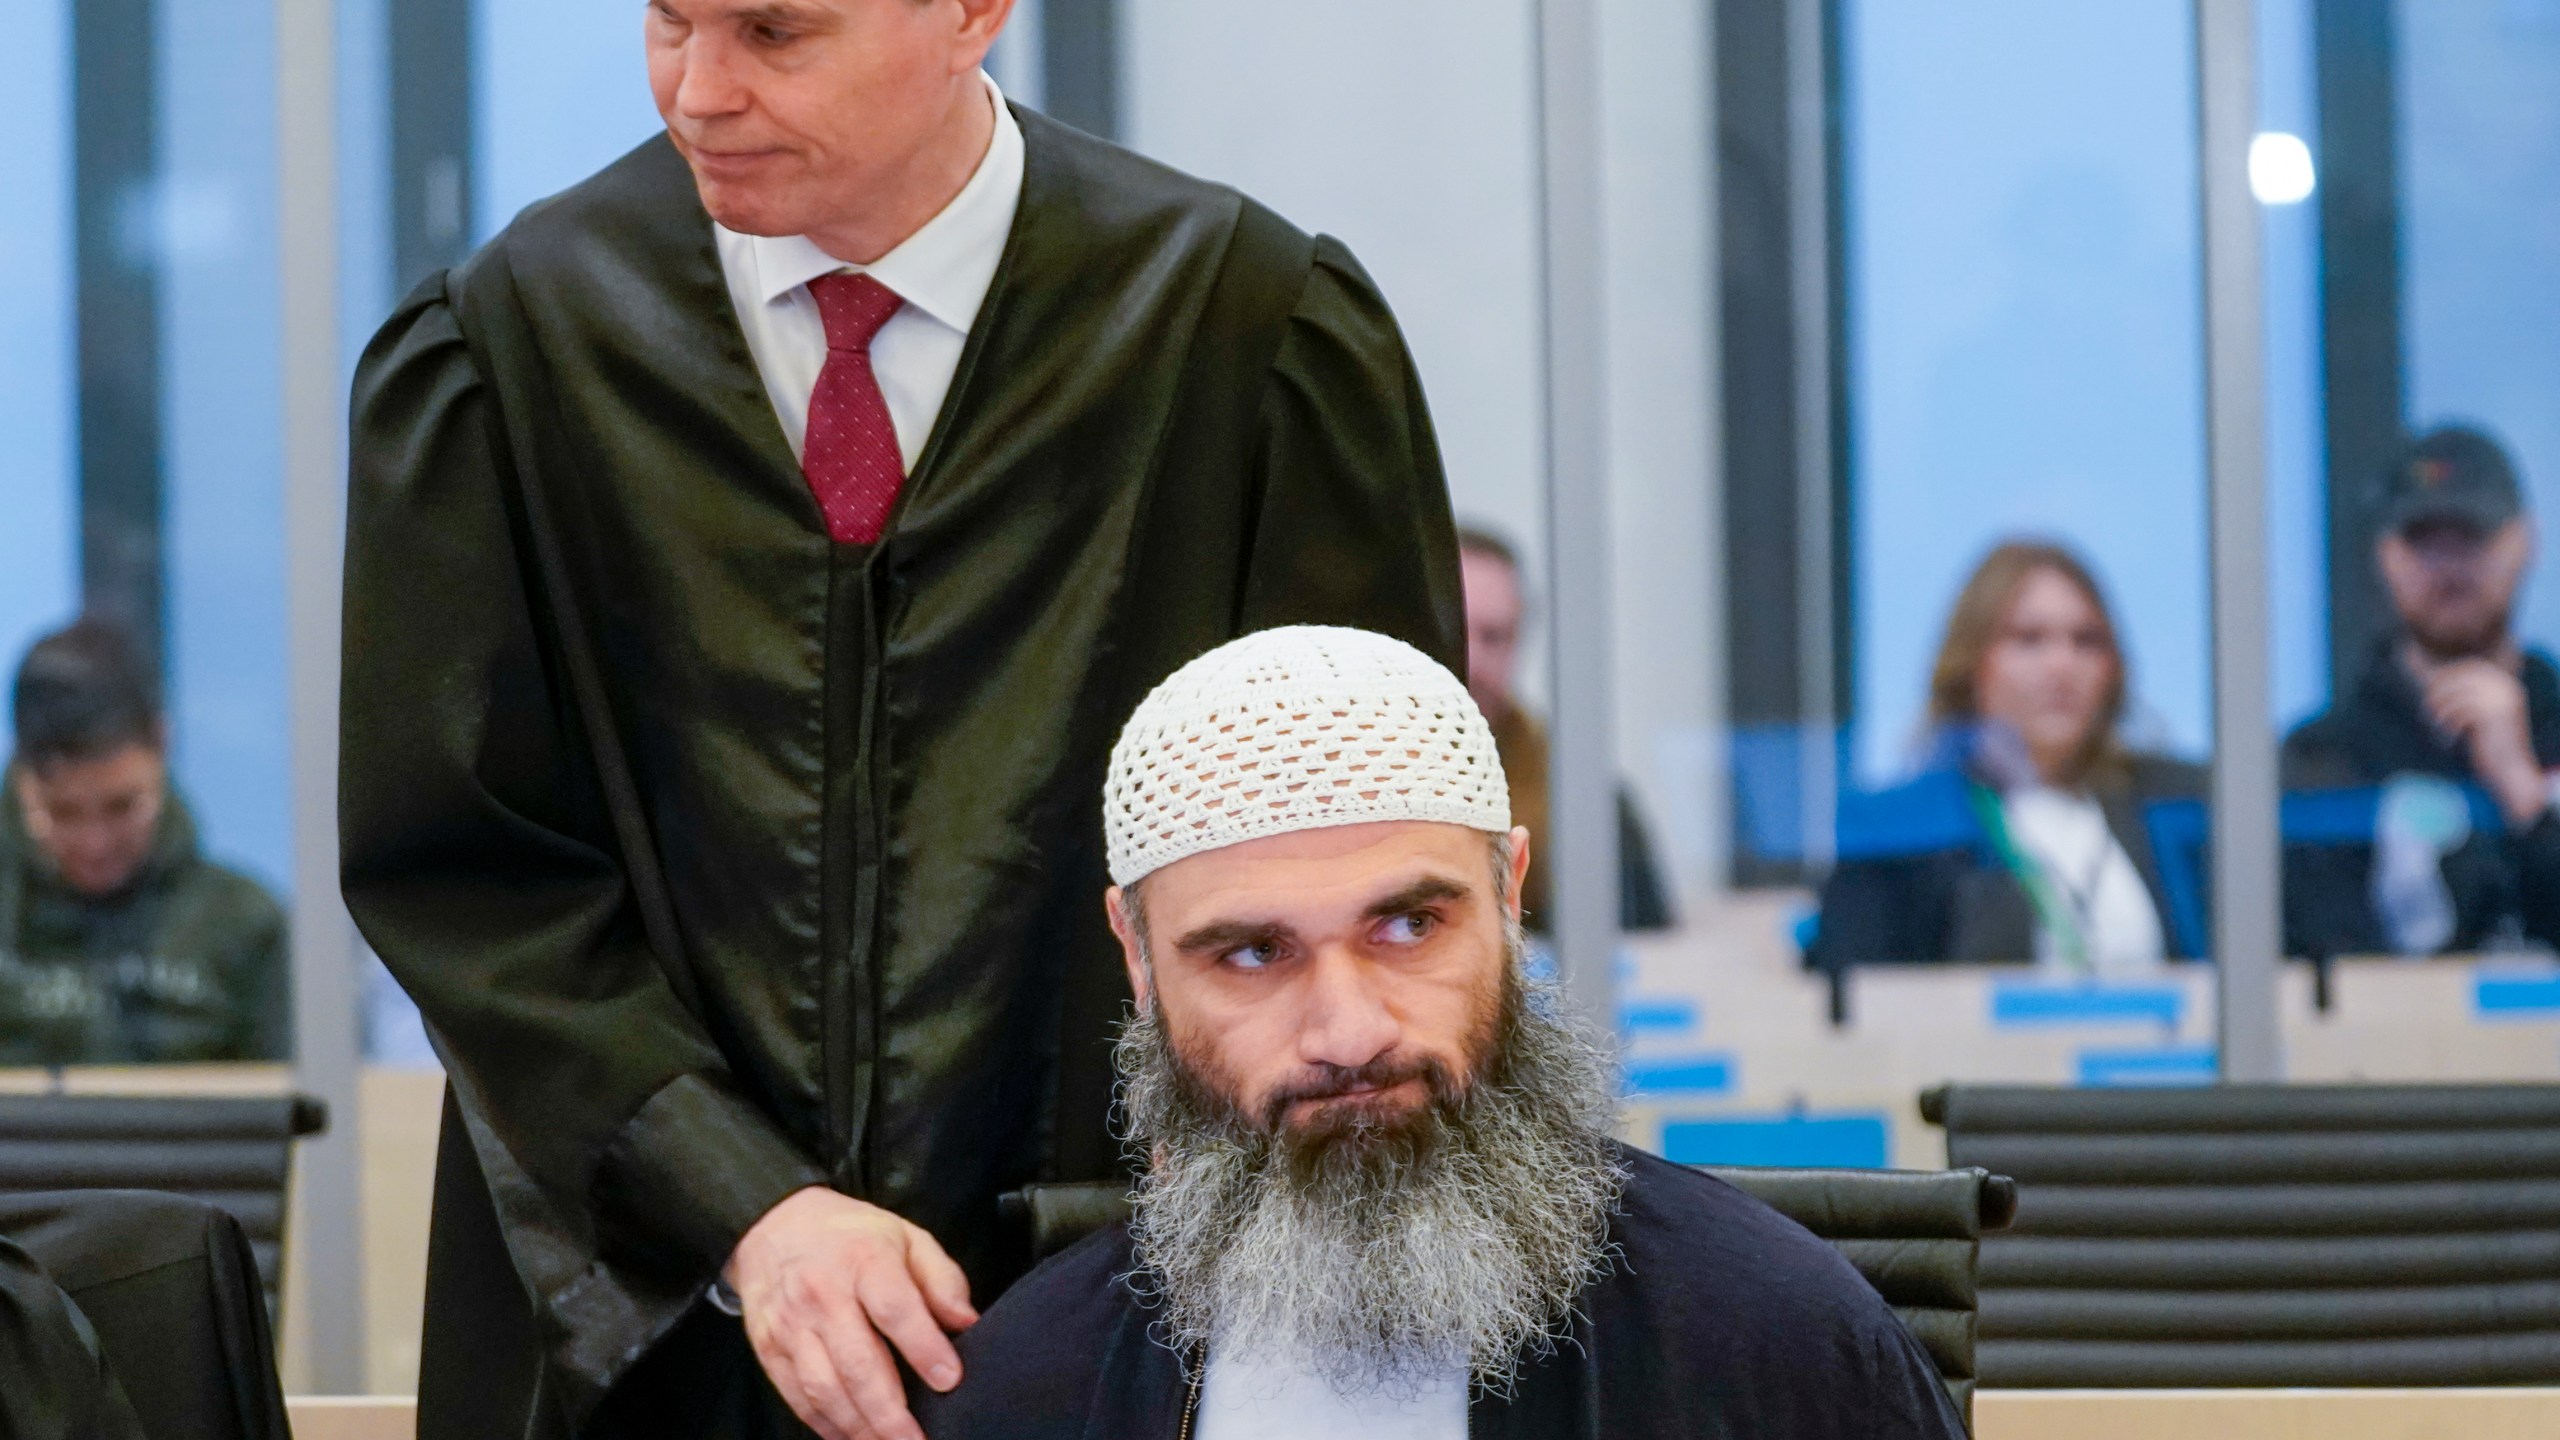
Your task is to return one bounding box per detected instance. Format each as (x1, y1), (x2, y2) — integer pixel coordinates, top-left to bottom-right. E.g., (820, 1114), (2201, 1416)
(296, 1389), (2560, 1439)
(284, 1397), (414, 1440)
(1974, 1388), (2560, 1439)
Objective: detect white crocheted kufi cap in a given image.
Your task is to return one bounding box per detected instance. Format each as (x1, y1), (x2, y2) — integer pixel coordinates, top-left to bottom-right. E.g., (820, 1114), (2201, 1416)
(1104, 626), (1512, 887)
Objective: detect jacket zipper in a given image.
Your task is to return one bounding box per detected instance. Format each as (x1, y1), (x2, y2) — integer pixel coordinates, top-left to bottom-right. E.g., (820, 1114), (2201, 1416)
(1177, 1359), (1203, 1440)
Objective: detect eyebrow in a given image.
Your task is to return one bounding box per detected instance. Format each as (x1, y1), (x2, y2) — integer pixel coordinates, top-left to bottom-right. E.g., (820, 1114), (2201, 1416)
(731, 1), (838, 26)
(1167, 875), (1475, 957)
(1169, 918), (1290, 958)
(1361, 876), (1472, 921)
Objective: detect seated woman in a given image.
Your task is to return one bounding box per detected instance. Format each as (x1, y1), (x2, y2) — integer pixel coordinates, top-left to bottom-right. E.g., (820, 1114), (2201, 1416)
(1810, 541), (2203, 973)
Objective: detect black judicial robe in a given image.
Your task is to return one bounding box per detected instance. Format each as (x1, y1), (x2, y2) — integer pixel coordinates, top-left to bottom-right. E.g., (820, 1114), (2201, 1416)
(915, 1146), (1969, 1440)
(343, 107), (1463, 1437)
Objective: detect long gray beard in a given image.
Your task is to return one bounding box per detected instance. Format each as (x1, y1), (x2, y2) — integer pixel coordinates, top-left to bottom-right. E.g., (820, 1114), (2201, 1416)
(1113, 938), (1625, 1396)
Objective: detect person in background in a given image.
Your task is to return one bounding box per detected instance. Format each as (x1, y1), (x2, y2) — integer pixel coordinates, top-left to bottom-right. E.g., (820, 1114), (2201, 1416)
(1457, 526), (1674, 933)
(2284, 426), (2560, 957)
(0, 620), (287, 1066)
(1810, 541), (2203, 972)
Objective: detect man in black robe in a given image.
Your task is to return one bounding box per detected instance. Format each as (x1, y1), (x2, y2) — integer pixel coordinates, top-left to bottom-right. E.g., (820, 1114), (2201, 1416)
(341, 2), (1461, 1437)
(917, 628), (1964, 1440)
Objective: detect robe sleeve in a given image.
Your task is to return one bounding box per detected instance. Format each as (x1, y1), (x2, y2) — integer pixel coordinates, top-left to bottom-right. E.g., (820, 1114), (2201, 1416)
(342, 279), (826, 1377)
(1242, 236), (1467, 673)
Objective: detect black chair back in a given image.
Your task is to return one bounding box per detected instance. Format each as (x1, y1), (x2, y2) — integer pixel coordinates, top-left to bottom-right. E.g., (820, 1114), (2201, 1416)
(0, 1094), (326, 1317)
(0, 1190), (292, 1440)
(1925, 1081), (2560, 1387)
(1703, 1165), (2014, 1422)
(1005, 1162), (2015, 1427)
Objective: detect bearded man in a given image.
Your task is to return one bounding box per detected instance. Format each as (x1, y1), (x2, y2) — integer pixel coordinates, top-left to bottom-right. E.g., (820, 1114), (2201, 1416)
(2284, 426), (2560, 956)
(343, 3), (1461, 1437)
(916, 627), (1964, 1439)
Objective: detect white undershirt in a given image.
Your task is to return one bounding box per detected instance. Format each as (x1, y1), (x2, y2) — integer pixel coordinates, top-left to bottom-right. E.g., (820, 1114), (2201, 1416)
(1192, 1352), (1467, 1440)
(712, 73), (1026, 470)
(2002, 786), (2167, 974)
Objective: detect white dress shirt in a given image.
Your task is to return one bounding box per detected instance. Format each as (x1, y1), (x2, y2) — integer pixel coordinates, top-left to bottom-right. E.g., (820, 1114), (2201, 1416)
(1192, 1351), (1467, 1440)
(714, 74), (1025, 471)
(2003, 786), (2167, 975)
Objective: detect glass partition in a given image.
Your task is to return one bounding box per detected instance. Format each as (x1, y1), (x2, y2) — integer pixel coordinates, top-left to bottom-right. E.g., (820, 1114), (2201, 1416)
(0, 0), (77, 726)
(1633, 0), (2230, 1173)
(13, 0), (2527, 1401)
(0, 0), (296, 1074)
(2275, 0), (2560, 1084)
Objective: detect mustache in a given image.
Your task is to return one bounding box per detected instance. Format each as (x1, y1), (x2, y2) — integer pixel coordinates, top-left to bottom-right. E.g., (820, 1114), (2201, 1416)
(1258, 1053), (1463, 1132)
(1111, 946), (1628, 1394)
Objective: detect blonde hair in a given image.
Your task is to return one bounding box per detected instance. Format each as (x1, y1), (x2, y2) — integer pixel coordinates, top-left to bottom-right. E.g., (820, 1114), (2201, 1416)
(1925, 540), (2128, 786)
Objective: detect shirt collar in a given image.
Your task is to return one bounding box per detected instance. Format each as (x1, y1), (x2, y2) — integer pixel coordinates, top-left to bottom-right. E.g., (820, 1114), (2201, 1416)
(725, 72), (1025, 335)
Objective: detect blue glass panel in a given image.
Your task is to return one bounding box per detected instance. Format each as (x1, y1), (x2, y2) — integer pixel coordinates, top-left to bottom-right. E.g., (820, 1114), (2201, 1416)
(161, 0), (291, 894)
(1839, 0), (2209, 789)
(475, 0), (665, 237)
(1659, 1114), (1892, 1170)
(1616, 998), (1699, 1037)
(1622, 1055), (1736, 1098)
(0, 0), (79, 750)
(2398, 0), (2560, 652)
(2477, 973), (2560, 1019)
(2077, 1044), (2218, 1087)
(1991, 982), (2185, 1029)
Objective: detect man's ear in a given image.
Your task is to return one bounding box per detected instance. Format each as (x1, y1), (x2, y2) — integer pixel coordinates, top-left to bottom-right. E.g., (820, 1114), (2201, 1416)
(1505, 826), (1533, 925)
(951, 0), (1017, 68)
(1106, 885), (1153, 1012)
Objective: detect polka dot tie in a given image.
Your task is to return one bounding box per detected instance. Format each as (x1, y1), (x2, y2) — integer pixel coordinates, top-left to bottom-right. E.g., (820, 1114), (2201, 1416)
(802, 273), (909, 545)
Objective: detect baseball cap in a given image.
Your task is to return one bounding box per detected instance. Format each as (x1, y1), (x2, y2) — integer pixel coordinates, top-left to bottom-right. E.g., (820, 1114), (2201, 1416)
(2380, 426), (2525, 536)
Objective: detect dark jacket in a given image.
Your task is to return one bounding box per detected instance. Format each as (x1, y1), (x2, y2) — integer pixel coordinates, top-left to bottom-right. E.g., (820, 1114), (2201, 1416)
(343, 107), (1463, 1435)
(0, 1233), (146, 1440)
(0, 785), (289, 1066)
(914, 1144), (1966, 1440)
(2281, 644), (2560, 955)
(1810, 752), (2206, 968)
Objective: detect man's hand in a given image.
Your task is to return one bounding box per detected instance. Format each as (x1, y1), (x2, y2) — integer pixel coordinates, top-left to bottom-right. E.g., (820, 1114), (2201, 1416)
(727, 1187), (978, 1440)
(2425, 660), (2548, 828)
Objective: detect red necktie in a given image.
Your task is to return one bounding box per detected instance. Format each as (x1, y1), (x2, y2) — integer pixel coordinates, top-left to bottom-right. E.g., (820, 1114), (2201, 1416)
(802, 273), (908, 545)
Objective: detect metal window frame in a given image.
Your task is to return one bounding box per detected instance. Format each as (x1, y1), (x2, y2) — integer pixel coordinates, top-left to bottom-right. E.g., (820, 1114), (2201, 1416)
(282, 0), (366, 1394)
(1715, 0), (1853, 890)
(2195, 0), (2284, 1081)
(74, 0), (168, 674)
(1714, 0), (2289, 1076)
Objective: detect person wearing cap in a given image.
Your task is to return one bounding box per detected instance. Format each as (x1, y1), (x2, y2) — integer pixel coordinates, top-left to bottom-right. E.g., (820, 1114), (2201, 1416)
(915, 627), (1965, 1440)
(2283, 425), (2560, 956)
